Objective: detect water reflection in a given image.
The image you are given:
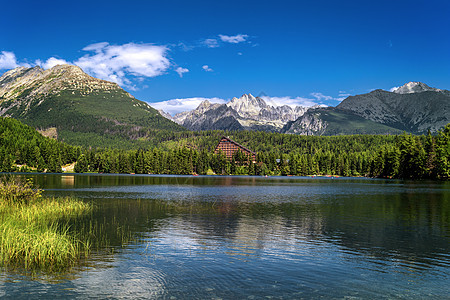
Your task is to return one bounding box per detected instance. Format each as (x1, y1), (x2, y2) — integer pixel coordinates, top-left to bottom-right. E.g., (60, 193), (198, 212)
(1, 174), (449, 298)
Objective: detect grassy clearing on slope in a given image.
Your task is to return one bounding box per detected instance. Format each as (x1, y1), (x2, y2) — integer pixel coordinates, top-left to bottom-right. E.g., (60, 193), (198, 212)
(0, 177), (92, 271)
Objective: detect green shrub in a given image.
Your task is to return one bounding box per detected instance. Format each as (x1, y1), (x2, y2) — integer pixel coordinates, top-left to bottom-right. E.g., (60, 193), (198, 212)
(0, 178), (42, 205)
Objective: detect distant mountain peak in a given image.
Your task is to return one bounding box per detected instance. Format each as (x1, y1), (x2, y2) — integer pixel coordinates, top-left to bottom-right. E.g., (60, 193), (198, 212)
(170, 93), (309, 131)
(227, 93), (268, 116)
(198, 99), (212, 107)
(391, 82), (442, 94)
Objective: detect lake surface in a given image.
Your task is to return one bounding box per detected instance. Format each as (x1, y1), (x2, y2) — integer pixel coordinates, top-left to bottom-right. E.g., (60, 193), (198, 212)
(1, 174), (449, 299)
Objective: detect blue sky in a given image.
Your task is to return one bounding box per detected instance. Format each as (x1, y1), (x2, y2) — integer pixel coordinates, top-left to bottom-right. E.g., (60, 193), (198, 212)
(1, 0), (449, 114)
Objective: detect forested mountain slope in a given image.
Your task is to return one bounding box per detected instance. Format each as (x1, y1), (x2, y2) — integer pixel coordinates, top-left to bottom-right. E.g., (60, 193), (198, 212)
(0, 65), (184, 148)
(0, 117), (80, 172)
(1, 116), (449, 180)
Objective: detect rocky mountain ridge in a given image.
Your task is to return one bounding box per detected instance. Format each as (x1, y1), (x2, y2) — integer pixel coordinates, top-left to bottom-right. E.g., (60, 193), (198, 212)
(391, 81), (445, 94)
(170, 93), (310, 131)
(0, 65), (122, 101)
(161, 81), (449, 135)
(1, 65), (447, 139)
(335, 84), (450, 133)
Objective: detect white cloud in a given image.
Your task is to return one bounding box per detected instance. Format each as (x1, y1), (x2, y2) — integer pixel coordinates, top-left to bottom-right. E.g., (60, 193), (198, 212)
(177, 42), (194, 51)
(74, 42), (170, 87)
(219, 34), (249, 44)
(0, 51), (19, 70)
(175, 67), (189, 78)
(82, 42), (109, 52)
(335, 92), (351, 101)
(310, 92), (333, 101)
(202, 65), (213, 72)
(311, 92), (350, 102)
(37, 57), (70, 69)
(149, 97), (226, 115)
(261, 96), (321, 108)
(390, 86), (400, 92)
(203, 39), (219, 48)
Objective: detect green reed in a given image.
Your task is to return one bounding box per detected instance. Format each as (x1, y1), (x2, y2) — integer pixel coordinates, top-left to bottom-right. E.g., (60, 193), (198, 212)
(0, 177), (92, 271)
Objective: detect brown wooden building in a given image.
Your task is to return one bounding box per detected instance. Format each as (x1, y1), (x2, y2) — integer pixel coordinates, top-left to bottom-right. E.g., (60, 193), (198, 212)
(214, 136), (256, 162)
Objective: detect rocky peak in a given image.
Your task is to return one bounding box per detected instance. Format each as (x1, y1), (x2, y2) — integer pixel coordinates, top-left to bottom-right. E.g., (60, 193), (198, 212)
(0, 64), (122, 102)
(157, 109), (174, 121)
(391, 82), (442, 94)
(46, 64), (85, 77)
(0, 66), (44, 88)
(197, 99), (212, 111)
(226, 93), (269, 118)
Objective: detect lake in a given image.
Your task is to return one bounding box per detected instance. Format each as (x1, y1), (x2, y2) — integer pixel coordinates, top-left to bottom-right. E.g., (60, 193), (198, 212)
(1, 174), (449, 299)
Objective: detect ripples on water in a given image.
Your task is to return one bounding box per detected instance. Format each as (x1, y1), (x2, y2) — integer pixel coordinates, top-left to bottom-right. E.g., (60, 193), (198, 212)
(0, 174), (449, 299)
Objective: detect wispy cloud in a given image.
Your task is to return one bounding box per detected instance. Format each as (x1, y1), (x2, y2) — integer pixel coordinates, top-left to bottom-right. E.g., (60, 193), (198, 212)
(175, 67), (189, 78)
(310, 92), (333, 101)
(310, 92), (350, 102)
(261, 92), (349, 107)
(200, 34), (250, 49)
(203, 39), (219, 48)
(261, 96), (321, 108)
(219, 34), (249, 44)
(335, 92), (351, 101)
(74, 42), (171, 87)
(149, 97), (226, 115)
(202, 65), (213, 72)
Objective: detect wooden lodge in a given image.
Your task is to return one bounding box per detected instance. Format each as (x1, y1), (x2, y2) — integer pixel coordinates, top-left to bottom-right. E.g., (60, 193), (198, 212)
(214, 136), (256, 162)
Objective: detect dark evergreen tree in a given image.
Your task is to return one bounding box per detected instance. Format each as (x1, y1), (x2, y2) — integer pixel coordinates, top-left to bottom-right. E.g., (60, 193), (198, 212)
(74, 154), (89, 173)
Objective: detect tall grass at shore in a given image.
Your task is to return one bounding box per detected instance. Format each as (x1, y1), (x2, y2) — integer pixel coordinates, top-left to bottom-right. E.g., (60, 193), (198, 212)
(0, 177), (92, 270)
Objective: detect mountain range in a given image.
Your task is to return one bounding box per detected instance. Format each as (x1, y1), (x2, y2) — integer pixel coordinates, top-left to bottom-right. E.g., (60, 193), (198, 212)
(167, 94), (311, 132)
(0, 65), (448, 148)
(161, 81), (450, 135)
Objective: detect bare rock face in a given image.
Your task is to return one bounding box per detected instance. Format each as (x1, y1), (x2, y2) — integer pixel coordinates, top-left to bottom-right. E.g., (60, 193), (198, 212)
(157, 109), (175, 122)
(283, 109), (327, 135)
(226, 94), (268, 118)
(0, 64), (123, 116)
(0, 64), (121, 100)
(171, 94), (310, 131)
(227, 94), (308, 128)
(180, 100), (243, 131)
(171, 110), (190, 125)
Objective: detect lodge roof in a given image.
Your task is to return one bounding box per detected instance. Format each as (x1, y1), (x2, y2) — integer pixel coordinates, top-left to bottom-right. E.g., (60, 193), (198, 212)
(217, 136), (256, 155)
